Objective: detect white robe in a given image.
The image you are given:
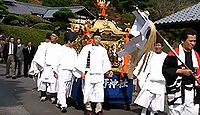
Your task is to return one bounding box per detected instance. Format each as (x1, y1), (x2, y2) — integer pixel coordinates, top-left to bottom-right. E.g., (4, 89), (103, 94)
(41, 43), (61, 83)
(76, 44), (111, 75)
(37, 43), (61, 93)
(29, 42), (50, 89)
(76, 44), (111, 103)
(57, 46), (78, 80)
(29, 42), (50, 75)
(57, 45), (78, 107)
(133, 51), (167, 112)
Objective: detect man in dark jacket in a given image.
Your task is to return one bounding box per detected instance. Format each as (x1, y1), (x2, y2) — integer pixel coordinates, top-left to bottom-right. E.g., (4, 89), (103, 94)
(23, 40), (35, 77)
(3, 36), (17, 79)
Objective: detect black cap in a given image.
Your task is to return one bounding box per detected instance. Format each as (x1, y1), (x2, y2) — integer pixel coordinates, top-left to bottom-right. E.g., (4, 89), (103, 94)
(64, 31), (77, 42)
(156, 36), (164, 46)
(46, 32), (52, 40)
(52, 30), (60, 37)
(93, 29), (101, 37)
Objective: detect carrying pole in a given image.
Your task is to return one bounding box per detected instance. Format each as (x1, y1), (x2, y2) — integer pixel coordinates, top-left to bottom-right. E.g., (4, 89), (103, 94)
(156, 31), (200, 84)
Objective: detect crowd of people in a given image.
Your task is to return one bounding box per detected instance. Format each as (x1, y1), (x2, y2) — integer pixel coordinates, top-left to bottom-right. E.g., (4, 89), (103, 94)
(0, 34), (36, 79)
(1, 28), (200, 115)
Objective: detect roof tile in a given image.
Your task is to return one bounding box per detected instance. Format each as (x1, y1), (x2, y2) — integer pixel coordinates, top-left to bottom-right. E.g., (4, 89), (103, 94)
(155, 2), (200, 25)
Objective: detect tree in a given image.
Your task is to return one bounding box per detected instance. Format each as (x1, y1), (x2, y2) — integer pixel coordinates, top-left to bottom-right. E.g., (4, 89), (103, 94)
(42, 0), (74, 7)
(16, 0), (42, 5)
(53, 8), (76, 22)
(0, 0), (9, 18)
(52, 8), (76, 30)
(108, 0), (150, 13)
(16, 0), (31, 3)
(146, 0), (198, 21)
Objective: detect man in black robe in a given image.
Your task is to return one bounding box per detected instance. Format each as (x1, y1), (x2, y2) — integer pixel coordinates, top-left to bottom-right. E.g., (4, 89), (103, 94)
(162, 29), (200, 115)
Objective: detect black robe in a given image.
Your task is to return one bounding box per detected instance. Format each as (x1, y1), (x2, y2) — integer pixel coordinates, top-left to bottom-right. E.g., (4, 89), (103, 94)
(162, 47), (200, 105)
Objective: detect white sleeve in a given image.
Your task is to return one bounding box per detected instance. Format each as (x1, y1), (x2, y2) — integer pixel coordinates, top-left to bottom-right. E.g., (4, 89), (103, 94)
(75, 46), (88, 73)
(102, 49), (112, 73)
(52, 45), (62, 73)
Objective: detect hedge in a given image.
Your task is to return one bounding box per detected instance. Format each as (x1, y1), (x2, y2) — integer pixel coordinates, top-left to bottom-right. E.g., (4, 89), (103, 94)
(0, 23), (64, 47)
(32, 23), (54, 30)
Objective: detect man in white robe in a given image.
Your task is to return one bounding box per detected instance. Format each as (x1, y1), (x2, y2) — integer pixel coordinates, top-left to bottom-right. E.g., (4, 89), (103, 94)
(38, 31), (61, 103)
(29, 32), (51, 100)
(133, 39), (167, 115)
(76, 29), (112, 115)
(56, 31), (78, 113)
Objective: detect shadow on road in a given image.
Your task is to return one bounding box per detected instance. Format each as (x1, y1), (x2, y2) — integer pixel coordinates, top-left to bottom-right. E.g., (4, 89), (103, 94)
(0, 78), (30, 107)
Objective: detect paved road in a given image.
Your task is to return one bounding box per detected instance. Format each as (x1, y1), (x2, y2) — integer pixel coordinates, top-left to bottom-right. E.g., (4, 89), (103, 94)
(0, 63), (140, 115)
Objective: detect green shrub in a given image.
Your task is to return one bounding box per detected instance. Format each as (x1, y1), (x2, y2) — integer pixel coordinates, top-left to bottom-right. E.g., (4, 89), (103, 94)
(0, 4), (7, 9)
(10, 20), (20, 26)
(52, 21), (70, 31)
(2, 14), (28, 26)
(32, 23), (54, 30)
(20, 14), (45, 26)
(0, 23), (64, 47)
(2, 14), (20, 25)
(2, 14), (48, 27)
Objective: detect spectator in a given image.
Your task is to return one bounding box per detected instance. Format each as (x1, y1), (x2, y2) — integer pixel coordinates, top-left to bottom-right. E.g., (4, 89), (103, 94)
(15, 38), (25, 77)
(23, 40), (35, 77)
(3, 36), (17, 79)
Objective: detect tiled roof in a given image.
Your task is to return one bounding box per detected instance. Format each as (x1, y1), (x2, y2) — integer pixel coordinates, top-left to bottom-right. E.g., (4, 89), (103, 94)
(5, 1), (95, 19)
(43, 9), (58, 18)
(43, 6), (91, 18)
(3, 0), (16, 2)
(7, 2), (47, 15)
(154, 2), (200, 25)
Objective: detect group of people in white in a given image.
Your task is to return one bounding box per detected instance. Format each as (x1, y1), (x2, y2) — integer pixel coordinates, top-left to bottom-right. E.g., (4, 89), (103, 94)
(29, 29), (112, 115)
(28, 27), (200, 115)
